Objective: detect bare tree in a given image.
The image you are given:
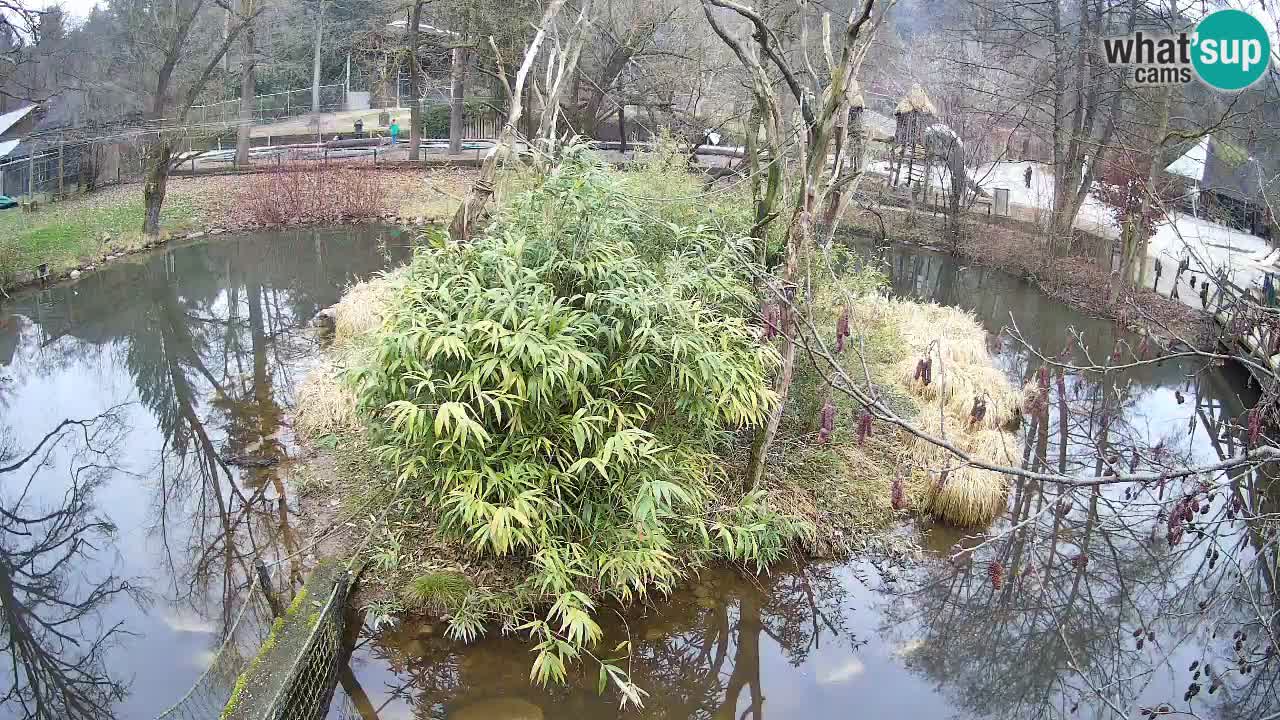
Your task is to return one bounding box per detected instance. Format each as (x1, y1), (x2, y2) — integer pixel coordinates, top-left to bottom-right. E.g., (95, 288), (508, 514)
(110, 0), (262, 236)
(234, 0), (259, 167)
(701, 0), (880, 489)
(448, 0), (568, 242)
(0, 411), (145, 720)
(0, 0), (41, 111)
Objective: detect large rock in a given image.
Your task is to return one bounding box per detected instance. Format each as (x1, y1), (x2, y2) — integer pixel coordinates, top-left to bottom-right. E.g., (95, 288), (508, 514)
(450, 698), (544, 720)
(311, 307), (337, 333)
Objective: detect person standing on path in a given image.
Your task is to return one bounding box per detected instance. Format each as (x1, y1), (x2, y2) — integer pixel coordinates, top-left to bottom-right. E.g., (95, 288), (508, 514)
(389, 119), (401, 145)
(1024, 164), (1032, 189)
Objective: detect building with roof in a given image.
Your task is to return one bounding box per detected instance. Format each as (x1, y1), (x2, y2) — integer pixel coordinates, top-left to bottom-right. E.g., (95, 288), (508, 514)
(0, 104), (40, 162)
(1163, 135), (1274, 239)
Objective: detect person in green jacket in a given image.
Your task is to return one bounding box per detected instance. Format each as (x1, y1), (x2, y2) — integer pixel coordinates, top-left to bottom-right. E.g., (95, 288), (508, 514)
(389, 119), (400, 144)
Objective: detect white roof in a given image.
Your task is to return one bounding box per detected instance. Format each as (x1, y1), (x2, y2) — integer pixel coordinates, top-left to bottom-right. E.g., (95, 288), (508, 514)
(0, 104), (36, 138)
(1165, 136), (1208, 181)
(0, 139), (18, 159)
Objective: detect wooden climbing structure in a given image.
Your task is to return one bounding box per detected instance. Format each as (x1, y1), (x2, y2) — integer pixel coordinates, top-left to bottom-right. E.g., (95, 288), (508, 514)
(889, 84), (938, 189)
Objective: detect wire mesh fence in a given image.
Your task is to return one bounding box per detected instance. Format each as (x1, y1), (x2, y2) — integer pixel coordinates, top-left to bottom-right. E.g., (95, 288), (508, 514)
(150, 562), (354, 720)
(0, 143), (87, 199)
(259, 575), (351, 720)
(190, 85), (349, 126)
(152, 586), (276, 720)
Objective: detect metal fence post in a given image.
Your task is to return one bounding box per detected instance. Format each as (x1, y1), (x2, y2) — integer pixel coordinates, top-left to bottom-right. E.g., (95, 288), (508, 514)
(57, 141), (65, 198)
(27, 152), (34, 201)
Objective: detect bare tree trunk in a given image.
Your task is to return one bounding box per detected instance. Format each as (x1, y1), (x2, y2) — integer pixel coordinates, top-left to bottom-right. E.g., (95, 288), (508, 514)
(536, 0), (595, 156)
(310, 0), (325, 114)
(142, 143), (172, 237)
(746, 192), (813, 490)
(234, 0), (256, 167)
(1131, 86), (1172, 288)
(448, 0), (568, 242)
(407, 0), (422, 161)
(616, 103), (626, 153)
(448, 46), (466, 154)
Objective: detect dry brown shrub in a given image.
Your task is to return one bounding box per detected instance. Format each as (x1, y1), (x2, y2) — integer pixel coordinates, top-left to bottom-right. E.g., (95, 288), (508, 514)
(241, 163), (388, 225)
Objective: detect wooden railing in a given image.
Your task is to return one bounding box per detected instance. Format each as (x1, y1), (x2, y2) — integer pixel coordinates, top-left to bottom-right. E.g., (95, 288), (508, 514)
(1211, 277), (1280, 372)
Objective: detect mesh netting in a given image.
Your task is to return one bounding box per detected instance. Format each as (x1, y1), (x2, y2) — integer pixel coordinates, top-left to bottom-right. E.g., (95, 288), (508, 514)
(152, 565), (351, 720)
(152, 587), (274, 720)
(259, 576), (350, 720)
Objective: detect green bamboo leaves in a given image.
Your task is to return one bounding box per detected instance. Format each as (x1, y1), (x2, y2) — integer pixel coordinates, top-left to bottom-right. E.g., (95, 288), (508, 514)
(351, 153), (807, 696)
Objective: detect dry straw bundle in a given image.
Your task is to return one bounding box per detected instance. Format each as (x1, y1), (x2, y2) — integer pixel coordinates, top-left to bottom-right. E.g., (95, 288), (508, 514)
(877, 298), (1022, 527)
(894, 83), (938, 116)
(292, 270), (403, 436)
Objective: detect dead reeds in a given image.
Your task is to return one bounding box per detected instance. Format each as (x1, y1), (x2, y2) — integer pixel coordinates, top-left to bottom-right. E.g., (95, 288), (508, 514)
(883, 297), (1020, 526)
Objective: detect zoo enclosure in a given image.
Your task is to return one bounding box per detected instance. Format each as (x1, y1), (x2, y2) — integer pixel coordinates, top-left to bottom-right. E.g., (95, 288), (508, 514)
(0, 143), (89, 200)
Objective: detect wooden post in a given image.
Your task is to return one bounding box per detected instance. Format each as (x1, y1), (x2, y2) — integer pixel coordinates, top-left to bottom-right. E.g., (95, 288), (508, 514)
(618, 105), (626, 154)
(57, 140), (64, 198)
(27, 151), (34, 201)
(255, 559), (282, 617)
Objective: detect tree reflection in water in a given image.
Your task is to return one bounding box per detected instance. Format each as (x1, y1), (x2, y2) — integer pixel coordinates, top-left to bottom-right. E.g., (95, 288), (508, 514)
(0, 227), (410, 719)
(878, 244), (1280, 719)
(0, 410), (145, 720)
(357, 563), (864, 720)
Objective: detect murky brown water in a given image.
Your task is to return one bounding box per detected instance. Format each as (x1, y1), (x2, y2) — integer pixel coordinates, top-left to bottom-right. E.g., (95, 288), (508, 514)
(1, 229), (1275, 720)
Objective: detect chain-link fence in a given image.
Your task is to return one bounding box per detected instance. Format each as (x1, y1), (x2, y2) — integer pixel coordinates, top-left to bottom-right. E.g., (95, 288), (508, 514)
(151, 561), (353, 720)
(258, 573), (351, 720)
(152, 586), (276, 720)
(190, 85), (349, 126)
(0, 143), (87, 199)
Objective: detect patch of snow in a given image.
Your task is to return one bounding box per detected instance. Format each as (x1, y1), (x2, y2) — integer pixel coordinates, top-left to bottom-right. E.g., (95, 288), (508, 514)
(0, 139), (18, 159)
(1144, 212), (1273, 301)
(868, 158), (1275, 307)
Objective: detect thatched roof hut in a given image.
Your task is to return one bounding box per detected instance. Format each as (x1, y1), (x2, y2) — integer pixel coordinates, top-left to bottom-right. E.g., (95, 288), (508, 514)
(894, 84), (937, 117)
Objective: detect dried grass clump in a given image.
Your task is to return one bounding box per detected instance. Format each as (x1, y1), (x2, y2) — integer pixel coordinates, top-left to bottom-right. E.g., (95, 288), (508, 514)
(767, 431), (929, 556)
(887, 299), (1020, 431)
(333, 269), (404, 344)
(293, 359), (360, 436)
(871, 297), (1021, 527)
(908, 427), (1017, 527)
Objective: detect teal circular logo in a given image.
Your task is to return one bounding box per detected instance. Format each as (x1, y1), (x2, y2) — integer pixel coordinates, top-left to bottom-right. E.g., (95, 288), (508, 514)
(1192, 9), (1272, 91)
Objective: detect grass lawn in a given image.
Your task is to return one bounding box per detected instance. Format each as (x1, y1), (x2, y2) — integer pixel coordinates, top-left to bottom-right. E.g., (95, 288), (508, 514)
(0, 167), (476, 288)
(0, 185), (205, 280)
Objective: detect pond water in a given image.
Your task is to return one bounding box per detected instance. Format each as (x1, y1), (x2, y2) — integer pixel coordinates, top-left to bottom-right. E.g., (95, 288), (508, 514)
(0, 226), (414, 720)
(1, 228), (1274, 720)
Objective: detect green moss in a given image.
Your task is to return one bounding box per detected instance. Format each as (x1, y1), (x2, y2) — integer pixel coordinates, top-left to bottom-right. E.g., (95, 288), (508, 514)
(285, 587), (310, 616)
(220, 672), (250, 720)
(219, 586), (313, 719)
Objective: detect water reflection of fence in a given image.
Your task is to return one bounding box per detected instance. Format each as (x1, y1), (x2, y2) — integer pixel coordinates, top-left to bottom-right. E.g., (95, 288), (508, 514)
(152, 586), (274, 720)
(155, 563), (355, 720)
